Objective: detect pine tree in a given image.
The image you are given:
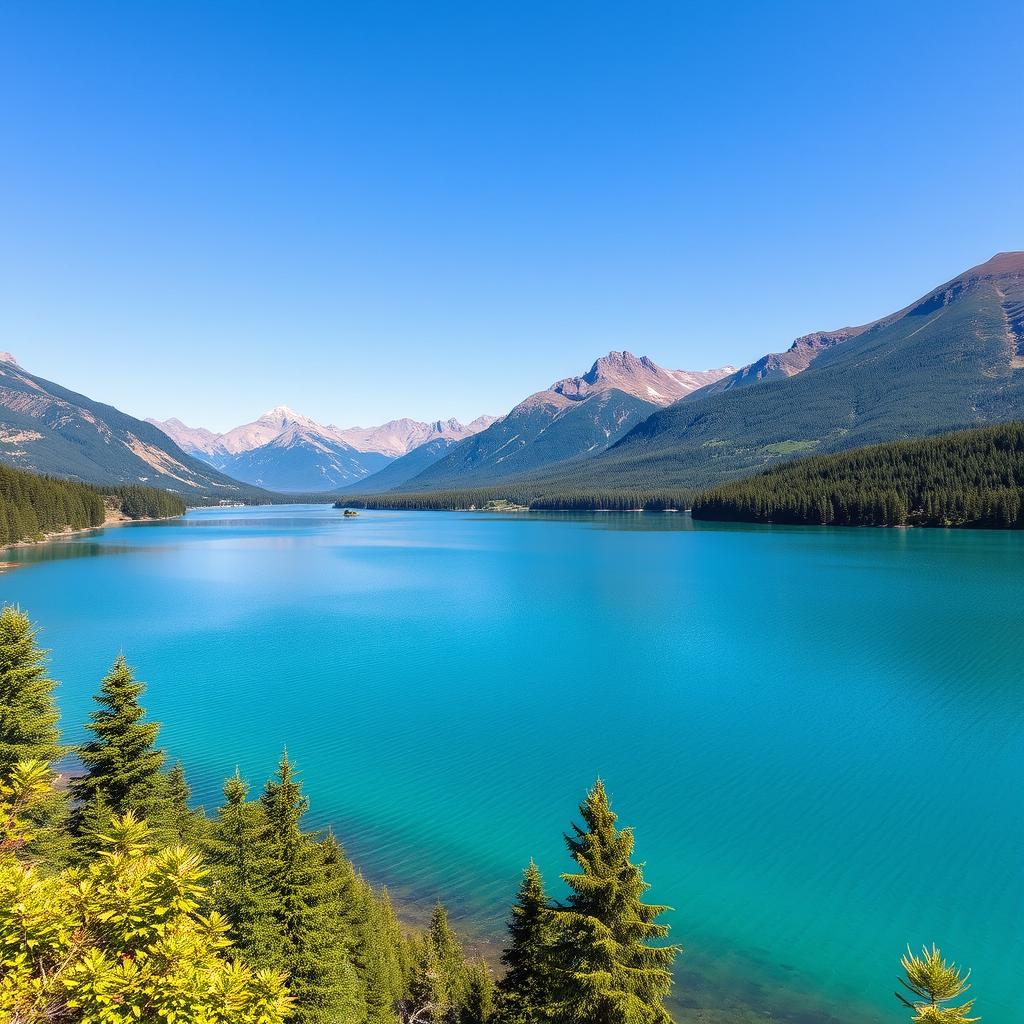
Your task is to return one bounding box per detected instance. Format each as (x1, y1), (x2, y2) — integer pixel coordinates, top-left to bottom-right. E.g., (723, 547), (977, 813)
(496, 861), (556, 1024)
(406, 931), (443, 1020)
(206, 769), (281, 962)
(0, 607), (70, 866)
(149, 760), (208, 848)
(461, 961), (495, 1024)
(353, 879), (404, 1024)
(72, 654), (165, 826)
(896, 945), (980, 1023)
(0, 606), (64, 771)
(550, 780), (680, 1024)
(430, 903), (470, 1019)
(260, 752), (362, 1024)
(355, 884), (414, 1022)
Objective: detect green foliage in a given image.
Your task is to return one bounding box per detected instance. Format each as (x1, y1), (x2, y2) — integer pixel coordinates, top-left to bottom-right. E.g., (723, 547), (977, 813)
(0, 606), (65, 773)
(109, 484), (186, 520)
(350, 882), (411, 1023)
(461, 961), (496, 1024)
(0, 608), (70, 866)
(0, 462), (105, 546)
(897, 945), (980, 1023)
(72, 655), (166, 831)
(0, 766), (292, 1024)
(207, 769), (282, 963)
(549, 780), (679, 1024)
(256, 753), (363, 1023)
(495, 861), (556, 1024)
(148, 761), (210, 850)
(0, 461), (187, 548)
(692, 422), (1024, 528)
(402, 905), (493, 1023)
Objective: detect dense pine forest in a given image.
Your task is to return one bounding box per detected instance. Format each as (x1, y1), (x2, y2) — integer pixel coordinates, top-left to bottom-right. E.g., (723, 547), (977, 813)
(0, 462), (186, 547)
(692, 422), (1024, 527)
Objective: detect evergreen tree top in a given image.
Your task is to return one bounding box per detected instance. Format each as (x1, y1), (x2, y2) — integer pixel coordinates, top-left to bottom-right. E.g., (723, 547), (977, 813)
(0, 606), (66, 772)
(222, 767), (250, 806)
(72, 654), (166, 816)
(553, 780), (680, 1024)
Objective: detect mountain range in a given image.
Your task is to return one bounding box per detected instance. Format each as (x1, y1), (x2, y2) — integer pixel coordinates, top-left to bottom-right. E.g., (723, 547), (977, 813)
(149, 409), (497, 492)
(390, 352), (734, 490)
(3, 251), (1022, 503)
(543, 250), (1024, 491)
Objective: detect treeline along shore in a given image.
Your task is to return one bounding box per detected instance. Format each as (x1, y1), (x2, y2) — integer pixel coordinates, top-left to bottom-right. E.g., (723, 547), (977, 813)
(692, 422), (1024, 528)
(0, 461), (186, 548)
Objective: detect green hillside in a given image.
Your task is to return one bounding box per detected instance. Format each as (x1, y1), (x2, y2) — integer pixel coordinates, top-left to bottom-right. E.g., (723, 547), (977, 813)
(0, 462), (185, 546)
(528, 252), (1024, 492)
(692, 422), (1024, 527)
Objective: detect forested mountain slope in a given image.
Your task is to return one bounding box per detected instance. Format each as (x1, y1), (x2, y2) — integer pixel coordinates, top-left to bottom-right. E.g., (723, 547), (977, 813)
(399, 352), (732, 490)
(0, 355), (264, 499)
(692, 422), (1024, 528)
(565, 252), (1024, 491)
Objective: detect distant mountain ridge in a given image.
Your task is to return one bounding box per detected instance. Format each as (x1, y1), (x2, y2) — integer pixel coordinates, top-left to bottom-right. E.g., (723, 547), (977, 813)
(149, 408), (496, 492)
(213, 423), (392, 492)
(334, 416), (498, 457)
(0, 355), (263, 498)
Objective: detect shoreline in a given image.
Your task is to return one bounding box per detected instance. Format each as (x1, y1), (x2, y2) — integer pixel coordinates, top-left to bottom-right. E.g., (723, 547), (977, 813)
(0, 511), (182, 566)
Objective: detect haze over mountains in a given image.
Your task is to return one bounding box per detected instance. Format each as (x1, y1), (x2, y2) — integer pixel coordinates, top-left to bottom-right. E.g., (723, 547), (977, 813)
(2, 252), (1022, 503)
(148, 407), (497, 492)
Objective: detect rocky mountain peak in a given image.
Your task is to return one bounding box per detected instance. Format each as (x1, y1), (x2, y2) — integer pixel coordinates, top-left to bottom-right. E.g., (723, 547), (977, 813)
(550, 351), (734, 405)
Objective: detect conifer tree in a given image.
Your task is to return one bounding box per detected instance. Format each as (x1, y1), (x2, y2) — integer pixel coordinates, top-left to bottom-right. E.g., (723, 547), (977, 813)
(260, 752), (362, 1024)
(0, 606), (64, 771)
(72, 655), (165, 824)
(206, 769), (280, 962)
(496, 861), (556, 1024)
(406, 931), (443, 1020)
(430, 903), (470, 1018)
(0, 607), (70, 865)
(461, 961), (495, 1024)
(550, 780), (679, 1024)
(150, 760), (208, 847)
(353, 880), (403, 1024)
(896, 945), (980, 1023)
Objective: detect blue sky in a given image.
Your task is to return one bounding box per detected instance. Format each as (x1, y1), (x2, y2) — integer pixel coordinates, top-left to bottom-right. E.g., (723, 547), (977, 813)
(2, 1), (1022, 431)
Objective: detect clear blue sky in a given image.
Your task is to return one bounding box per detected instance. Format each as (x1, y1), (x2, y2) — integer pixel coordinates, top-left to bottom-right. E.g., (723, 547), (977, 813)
(2, 1), (1022, 431)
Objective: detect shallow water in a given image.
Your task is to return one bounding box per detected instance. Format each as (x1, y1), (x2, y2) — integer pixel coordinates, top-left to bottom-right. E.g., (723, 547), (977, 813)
(2, 506), (1021, 1022)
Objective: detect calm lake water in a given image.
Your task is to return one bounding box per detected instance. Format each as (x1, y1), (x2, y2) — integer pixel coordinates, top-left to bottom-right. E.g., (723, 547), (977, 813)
(2, 506), (1021, 1022)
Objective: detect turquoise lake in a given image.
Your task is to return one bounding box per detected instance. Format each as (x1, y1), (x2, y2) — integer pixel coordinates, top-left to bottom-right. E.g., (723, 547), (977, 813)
(2, 505), (1020, 1022)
